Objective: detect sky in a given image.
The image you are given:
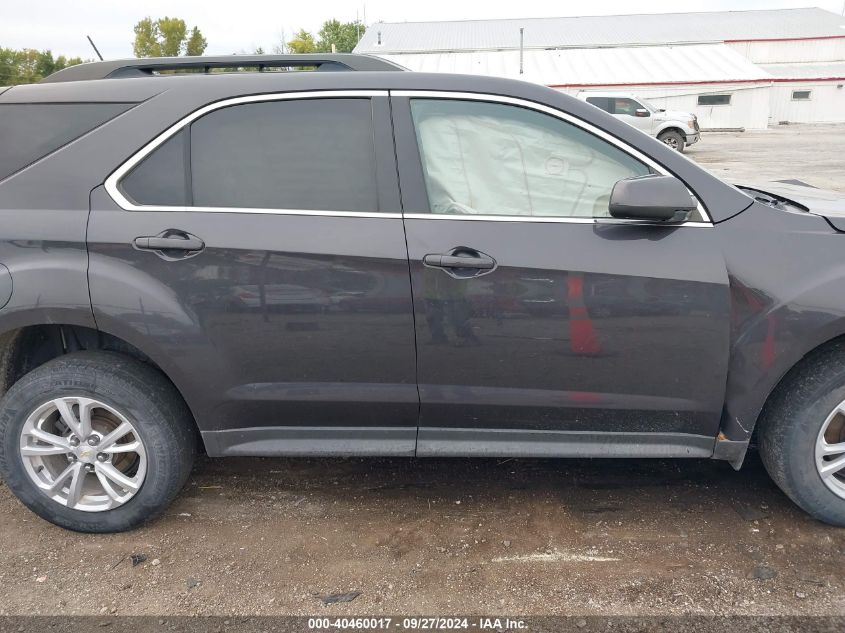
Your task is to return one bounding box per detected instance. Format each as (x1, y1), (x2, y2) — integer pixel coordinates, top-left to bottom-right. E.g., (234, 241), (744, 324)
(2, 0), (845, 60)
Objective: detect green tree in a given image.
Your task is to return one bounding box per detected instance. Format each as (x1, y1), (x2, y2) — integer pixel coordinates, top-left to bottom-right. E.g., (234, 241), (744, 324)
(186, 26), (208, 56)
(287, 29), (317, 54)
(0, 48), (83, 86)
(316, 19), (365, 53)
(133, 16), (208, 57)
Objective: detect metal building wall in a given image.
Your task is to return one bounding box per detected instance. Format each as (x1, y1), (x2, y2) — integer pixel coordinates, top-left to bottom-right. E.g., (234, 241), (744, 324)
(768, 81), (845, 123)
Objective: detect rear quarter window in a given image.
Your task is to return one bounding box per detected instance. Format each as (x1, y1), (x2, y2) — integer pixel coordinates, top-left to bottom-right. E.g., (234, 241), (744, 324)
(0, 103), (133, 181)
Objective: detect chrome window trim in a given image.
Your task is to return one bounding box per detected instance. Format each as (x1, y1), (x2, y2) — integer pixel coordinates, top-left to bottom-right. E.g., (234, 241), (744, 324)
(392, 90), (712, 227)
(104, 90), (397, 218)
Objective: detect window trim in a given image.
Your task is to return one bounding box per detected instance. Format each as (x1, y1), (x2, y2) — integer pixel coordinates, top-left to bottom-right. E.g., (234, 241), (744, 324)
(105, 90), (397, 219)
(106, 88), (710, 226)
(393, 90), (711, 226)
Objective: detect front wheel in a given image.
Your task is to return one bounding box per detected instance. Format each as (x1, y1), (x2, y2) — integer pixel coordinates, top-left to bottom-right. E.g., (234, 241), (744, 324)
(0, 351), (196, 532)
(758, 344), (845, 527)
(658, 130), (685, 153)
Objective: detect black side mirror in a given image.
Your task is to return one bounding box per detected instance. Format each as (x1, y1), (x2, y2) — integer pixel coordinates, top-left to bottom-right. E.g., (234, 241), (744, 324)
(608, 175), (697, 222)
(634, 108), (650, 117)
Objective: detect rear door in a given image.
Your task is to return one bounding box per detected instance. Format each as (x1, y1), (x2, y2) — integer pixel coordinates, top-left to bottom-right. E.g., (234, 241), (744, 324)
(88, 92), (419, 455)
(392, 92), (731, 457)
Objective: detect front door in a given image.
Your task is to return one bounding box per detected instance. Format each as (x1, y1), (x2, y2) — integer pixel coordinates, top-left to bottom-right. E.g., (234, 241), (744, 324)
(88, 93), (419, 455)
(392, 93), (731, 456)
(612, 97), (653, 134)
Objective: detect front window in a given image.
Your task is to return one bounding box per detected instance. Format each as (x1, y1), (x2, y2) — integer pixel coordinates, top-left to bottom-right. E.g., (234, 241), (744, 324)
(409, 98), (653, 219)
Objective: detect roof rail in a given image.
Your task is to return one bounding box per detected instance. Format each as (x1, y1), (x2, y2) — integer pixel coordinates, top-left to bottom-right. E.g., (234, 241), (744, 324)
(40, 54), (406, 83)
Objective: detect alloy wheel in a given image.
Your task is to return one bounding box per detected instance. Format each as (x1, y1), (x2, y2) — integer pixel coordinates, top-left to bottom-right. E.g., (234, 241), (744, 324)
(18, 396), (147, 512)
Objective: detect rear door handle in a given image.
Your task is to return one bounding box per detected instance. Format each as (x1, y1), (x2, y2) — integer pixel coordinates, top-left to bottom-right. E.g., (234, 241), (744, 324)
(422, 248), (497, 279)
(423, 254), (495, 269)
(134, 234), (204, 252)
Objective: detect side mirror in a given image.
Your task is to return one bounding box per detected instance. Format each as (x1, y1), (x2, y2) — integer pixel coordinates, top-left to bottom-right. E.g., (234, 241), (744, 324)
(634, 108), (650, 117)
(608, 175), (697, 222)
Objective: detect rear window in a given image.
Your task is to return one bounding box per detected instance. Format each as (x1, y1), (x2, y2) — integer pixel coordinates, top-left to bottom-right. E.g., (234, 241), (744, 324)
(120, 98), (380, 213)
(585, 97), (612, 112)
(0, 103), (133, 181)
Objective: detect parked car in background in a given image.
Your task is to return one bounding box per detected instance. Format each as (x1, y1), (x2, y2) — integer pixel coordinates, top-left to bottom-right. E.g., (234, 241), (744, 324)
(2, 55), (845, 533)
(576, 91), (700, 152)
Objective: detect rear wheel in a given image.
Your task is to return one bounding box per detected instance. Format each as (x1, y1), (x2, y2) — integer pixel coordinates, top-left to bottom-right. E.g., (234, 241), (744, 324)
(0, 351), (195, 532)
(758, 343), (845, 527)
(658, 130), (685, 152)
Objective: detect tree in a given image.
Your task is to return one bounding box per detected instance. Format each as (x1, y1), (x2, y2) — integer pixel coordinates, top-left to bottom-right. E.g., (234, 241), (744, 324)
(316, 19), (365, 53)
(186, 27), (208, 56)
(285, 20), (365, 56)
(287, 29), (317, 54)
(0, 48), (83, 86)
(133, 17), (208, 57)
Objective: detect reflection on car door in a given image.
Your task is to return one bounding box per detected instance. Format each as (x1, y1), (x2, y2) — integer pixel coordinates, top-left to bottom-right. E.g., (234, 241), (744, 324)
(392, 94), (731, 457)
(88, 94), (419, 455)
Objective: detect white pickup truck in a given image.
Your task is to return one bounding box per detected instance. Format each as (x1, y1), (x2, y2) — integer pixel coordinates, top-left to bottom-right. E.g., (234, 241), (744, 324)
(576, 91), (700, 153)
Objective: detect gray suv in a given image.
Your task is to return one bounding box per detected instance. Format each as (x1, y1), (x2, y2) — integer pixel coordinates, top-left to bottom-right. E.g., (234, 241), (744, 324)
(1, 54), (844, 532)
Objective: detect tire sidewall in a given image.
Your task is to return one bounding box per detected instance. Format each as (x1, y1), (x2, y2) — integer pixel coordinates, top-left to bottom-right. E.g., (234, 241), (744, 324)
(762, 373), (845, 527)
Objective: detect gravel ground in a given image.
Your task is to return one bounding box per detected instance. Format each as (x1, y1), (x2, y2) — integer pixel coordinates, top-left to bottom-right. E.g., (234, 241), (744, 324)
(0, 124), (844, 620)
(689, 123), (845, 193)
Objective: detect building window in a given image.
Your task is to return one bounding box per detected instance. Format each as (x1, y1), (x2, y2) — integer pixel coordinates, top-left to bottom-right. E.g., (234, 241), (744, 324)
(791, 90), (812, 101)
(697, 94), (731, 106)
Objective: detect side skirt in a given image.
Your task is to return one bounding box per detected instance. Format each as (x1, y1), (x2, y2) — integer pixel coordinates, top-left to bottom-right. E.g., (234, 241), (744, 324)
(416, 428), (717, 458)
(202, 427), (417, 457)
(202, 426), (733, 460)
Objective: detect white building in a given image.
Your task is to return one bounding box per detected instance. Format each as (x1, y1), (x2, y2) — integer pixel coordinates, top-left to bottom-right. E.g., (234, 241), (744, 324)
(354, 8), (845, 130)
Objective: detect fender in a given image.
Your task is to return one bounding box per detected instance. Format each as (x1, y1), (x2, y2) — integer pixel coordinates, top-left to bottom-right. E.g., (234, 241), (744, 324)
(717, 201), (845, 450)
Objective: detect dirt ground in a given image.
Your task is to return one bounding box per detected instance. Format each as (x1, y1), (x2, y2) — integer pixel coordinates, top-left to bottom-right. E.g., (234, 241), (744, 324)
(0, 124), (844, 619)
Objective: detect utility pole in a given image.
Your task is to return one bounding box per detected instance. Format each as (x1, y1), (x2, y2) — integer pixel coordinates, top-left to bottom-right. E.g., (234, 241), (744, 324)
(86, 35), (103, 61)
(519, 27), (524, 75)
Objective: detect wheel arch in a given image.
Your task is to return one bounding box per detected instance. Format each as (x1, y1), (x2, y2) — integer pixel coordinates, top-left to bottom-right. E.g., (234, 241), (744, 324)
(0, 322), (204, 450)
(720, 322), (845, 467)
(656, 125), (686, 139)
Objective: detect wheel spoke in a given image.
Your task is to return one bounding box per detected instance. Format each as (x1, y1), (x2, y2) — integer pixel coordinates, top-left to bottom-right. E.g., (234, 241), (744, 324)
(54, 399), (81, 437)
(820, 453), (845, 478)
(21, 429), (70, 456)
(95, 462), (140, 492)
(65, 463), (86, 507)
(821, 441), (845, 457)
(47, 463), (77, 494)
(103, 440), (141, 455)
(77, 399), (94, 439)
(54, 397), (96, 439)
(95, 470), (125, 503)
(98, 422), (134, 451)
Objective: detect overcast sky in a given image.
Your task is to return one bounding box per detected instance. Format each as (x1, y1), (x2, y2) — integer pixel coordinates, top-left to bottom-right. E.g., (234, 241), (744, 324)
(2, 0), (845, 60)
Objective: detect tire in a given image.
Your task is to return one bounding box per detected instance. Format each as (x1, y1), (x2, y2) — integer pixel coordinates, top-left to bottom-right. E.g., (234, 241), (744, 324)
(658, 130), (685, 153)
(0, 351), (195, 532)
(758, 342), (845, 527)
